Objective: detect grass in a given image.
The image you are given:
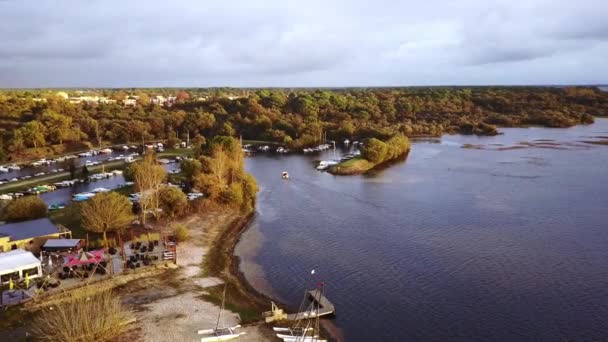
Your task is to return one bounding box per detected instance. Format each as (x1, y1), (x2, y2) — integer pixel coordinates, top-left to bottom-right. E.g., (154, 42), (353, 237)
(31, 289), (133, 342)
(197, 285), (261, 323)
(328, 156), (374, 175)
(48, 202), (88, 239)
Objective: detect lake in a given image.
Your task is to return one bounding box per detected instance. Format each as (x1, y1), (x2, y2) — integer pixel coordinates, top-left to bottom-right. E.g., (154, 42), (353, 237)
(236, 118), (608, 341)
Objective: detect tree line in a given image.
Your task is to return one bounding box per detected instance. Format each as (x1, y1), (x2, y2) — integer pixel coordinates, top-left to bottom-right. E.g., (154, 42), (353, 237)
(0, 86), (606, 161)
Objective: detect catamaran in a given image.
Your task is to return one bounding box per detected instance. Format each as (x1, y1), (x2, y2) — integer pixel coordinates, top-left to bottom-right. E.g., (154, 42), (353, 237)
(275, 271), (328, 342)
(198, 284), (246, 342)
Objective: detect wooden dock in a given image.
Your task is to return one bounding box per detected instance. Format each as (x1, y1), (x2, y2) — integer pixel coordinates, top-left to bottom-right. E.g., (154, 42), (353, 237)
(285, 290), (335, 321)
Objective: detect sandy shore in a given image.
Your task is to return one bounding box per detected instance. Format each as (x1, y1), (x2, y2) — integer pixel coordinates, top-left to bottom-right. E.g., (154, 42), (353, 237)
(117, 209), (275, 342)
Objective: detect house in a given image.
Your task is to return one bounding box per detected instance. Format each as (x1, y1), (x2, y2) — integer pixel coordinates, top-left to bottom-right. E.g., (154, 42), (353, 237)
(123, 98), (137, 106)
(0, 218), (72, 253)
(0, 249), (42, 284)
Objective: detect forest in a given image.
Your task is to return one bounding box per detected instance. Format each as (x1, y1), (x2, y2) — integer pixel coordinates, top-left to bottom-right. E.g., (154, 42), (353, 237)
(0, 86), (606, 162)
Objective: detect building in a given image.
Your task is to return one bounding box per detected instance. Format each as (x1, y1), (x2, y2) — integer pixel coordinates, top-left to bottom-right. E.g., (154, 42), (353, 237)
(0, 218), (71, 253)
(0, 249), (42, 284)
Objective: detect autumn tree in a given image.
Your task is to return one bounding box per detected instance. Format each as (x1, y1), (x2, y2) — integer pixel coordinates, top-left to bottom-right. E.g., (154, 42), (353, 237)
(361, 138), (388, 164)
(159, 187), (188, 218)
(81, 192), (133, 247)
(132, 151), (166, 225)
(3, 196), (47, 222)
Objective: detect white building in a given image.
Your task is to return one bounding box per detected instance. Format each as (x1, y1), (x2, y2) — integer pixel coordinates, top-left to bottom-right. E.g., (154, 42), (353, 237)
(0, 249), (42, 285)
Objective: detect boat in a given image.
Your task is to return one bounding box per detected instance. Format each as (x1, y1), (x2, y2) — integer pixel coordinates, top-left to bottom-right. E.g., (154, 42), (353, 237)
(274, 272), (328, 342)
(91, 187), (110, 193)
(8, 164), (21, 171)
(344, 139), (350, 145)
(282, 172), (289, 179)
(198, 284), (245, 341)
(100, 148), (113, 154)
(316, 160), (339, 171)
(73, 192), (96, 202)
(0, 167), (8, 173)
(0, 194), (13, 200)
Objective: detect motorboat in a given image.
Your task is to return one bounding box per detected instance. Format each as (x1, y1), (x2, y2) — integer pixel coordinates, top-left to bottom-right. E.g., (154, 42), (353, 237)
(0, 166), (8, 173)
(282, 172), (289, 179)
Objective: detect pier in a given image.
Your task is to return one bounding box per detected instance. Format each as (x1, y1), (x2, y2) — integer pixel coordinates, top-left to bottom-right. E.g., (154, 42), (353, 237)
(264, 290), (336, 323)
(285, 290), (336, 321)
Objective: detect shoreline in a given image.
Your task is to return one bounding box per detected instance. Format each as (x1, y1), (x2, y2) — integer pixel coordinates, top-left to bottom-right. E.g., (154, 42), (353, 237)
(208, 209), (342, 341)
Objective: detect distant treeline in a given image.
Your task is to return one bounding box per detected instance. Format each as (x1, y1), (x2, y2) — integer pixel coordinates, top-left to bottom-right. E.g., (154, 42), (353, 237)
(0, 86), (606, 162)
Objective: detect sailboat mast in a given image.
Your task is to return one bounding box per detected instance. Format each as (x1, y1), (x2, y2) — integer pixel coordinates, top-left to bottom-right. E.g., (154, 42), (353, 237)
(216, 284), (227, 329)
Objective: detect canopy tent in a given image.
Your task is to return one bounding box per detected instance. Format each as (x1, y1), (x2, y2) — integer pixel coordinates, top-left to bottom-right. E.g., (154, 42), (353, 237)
(0, 249), (42, 284)
(64, 249), (105, 268)
(42, 239), (83, 252)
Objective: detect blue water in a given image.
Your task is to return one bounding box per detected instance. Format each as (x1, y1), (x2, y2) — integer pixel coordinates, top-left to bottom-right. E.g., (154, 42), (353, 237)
(236, 119), (608, 341)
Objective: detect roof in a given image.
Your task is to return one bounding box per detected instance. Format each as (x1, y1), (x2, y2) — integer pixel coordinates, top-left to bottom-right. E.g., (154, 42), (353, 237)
(0, 249), (40, 274)
(0, 218), (62, 242)
(43, 239), (82, 249)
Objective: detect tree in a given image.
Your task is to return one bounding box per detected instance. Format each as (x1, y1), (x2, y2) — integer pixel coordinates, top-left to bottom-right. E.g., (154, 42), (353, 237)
(81, 165), (90, 181)
(81, 192), (133, 247)
(3, 196), (47, 222)
(180, 158), (202, 179)
(68, 159), (77, 179)
(42, 111), (73, 144)
(159, 187), (188, 218)
(22, 121), (46, 148)
(132, 151), (166, 225)
(361, 138), (388, 164)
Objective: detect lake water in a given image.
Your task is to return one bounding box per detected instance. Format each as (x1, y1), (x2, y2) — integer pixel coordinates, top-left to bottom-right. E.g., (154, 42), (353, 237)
(236, 119), (608, 342)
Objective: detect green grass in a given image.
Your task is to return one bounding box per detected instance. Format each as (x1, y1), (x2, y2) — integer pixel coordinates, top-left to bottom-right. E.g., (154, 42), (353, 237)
(196, 285), (260, 323)
(48, 202), (89, 239)
(328, 156), (374, 175)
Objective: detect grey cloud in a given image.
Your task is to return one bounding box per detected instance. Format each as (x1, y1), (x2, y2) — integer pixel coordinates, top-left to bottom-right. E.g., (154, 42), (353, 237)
(0, 0), (606, 87)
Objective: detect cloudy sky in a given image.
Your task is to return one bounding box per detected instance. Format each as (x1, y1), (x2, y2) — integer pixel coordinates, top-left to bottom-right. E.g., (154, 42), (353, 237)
(0, 0), (606, 87)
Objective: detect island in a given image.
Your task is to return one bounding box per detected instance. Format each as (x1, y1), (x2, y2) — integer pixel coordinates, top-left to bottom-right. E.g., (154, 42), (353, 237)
(329, 134), (410, 175)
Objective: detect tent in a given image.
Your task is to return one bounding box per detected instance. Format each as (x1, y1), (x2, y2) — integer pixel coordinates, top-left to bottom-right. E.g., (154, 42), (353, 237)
(64, 249), (105, 268)
(42, 239), (83, 252)
(0, 249), (42, 284)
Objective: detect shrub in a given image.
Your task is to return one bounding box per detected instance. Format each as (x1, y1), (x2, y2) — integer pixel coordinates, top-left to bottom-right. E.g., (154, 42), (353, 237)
(172, 224), (189, 242)
(180, 158), (202, 179)
(361, 138), (388, 164)
(3, 196), (47, 222)
(220, 183), (243, 205)
(32, 290), (132, 342)
(159, 187), (188, 218)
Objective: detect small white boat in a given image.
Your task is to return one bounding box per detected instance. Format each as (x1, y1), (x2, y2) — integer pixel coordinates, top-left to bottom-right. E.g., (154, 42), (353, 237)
(73, 192), (95, 198)
(344, 139), (350, 145)
(8, 164), (21, 171)
(100, 148), (113, 153)
(0, 167), (8, 173)
(0, 194), (13, 200)
(112, 170), (123, 175)
(282, 171), (289, 179)
(199, 330), (246, 342)
(198, 285), (245, 342)
(91, 187), (110, 193)
(281, 337), (326, 342)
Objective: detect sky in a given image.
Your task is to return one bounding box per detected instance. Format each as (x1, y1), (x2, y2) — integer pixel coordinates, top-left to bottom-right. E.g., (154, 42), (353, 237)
(0, 0), (606, 87)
